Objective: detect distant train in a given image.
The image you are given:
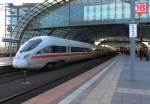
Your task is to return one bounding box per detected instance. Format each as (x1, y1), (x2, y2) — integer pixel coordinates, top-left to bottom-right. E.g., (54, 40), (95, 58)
(13, 36), (113, 69)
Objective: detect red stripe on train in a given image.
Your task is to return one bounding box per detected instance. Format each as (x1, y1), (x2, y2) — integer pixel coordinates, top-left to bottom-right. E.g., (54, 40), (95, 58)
(31, 53), (80, 59)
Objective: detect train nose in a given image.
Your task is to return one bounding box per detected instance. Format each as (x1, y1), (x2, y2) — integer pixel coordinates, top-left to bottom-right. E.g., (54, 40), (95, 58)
(13, 58), (28, 69)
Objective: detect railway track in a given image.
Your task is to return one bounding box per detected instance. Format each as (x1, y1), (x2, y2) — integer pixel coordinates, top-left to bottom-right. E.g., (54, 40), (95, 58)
(0, 68), (87, 104)
(0, 69), (51, 84)
(0, 71), (24, 83)
(0, 64), (56, 84)
(0, 66), (15, 75)
(0, 54), (117, 104)
(0, 66), (24, 83)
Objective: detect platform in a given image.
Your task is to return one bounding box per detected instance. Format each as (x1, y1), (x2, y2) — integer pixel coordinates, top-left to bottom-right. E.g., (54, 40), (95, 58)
(0, 57), (13, 67)
(23, 55), (150, 104)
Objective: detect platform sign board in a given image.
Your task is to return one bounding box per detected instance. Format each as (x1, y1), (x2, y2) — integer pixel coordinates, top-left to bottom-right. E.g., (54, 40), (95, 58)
(135, 3), (148, 14)
(2, 38), (20, 43)
(129, 24), (137, 38)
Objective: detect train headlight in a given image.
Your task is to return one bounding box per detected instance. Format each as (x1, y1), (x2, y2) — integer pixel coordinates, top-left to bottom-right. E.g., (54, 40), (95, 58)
(23, 54), (30, 59)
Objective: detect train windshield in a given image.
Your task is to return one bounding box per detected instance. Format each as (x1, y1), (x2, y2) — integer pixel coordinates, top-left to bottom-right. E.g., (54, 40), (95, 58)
(20, 39), (42, 53)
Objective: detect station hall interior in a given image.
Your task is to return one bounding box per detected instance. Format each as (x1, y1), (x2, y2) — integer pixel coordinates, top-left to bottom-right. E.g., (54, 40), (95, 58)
(0, 0), (150, 104)
(0, 0), (150, 55)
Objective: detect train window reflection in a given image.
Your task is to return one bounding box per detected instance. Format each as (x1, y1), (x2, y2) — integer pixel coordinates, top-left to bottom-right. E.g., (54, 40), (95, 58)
(20, 39), (42, 53)
(71, 47), (92, 52)
(36, 45), (66, 54)
(51, 46), (66, 53)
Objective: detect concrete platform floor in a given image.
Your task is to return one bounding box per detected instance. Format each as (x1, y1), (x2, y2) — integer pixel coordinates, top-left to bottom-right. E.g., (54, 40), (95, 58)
(24, 55), (150, 104)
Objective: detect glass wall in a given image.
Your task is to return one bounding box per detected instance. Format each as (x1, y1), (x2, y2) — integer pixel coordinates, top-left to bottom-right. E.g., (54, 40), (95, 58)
(5, 3), (37, 53)
(39, 5), (69, 28)
(5, 4), (36, 39)
(29, 0), (150, 29)
(84, 1), (131, 21)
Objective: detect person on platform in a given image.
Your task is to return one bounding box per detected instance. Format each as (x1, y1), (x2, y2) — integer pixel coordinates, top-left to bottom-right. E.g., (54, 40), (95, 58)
(143, 47), (148, 61)
(139, 48), (143, 60)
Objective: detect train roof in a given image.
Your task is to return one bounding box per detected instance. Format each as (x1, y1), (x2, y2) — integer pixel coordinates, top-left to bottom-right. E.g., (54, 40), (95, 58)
(31, 36), (97, 48)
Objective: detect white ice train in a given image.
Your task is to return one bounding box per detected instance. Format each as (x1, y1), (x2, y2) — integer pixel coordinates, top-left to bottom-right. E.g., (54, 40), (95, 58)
(13, 36), (112, 69)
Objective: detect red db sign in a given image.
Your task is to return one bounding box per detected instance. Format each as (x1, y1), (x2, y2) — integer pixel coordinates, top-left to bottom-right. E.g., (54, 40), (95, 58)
(135, 3), (148, 14)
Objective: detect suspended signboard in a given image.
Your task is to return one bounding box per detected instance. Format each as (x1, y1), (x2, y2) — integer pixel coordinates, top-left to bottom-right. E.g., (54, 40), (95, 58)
(129, 24), (137, 38)
(2, 38), (20, 43)
(135, 3), (148, 14)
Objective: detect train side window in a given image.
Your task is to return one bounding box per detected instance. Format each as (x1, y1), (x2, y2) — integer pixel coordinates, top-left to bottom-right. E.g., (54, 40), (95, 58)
(36, 46), (51, 54)
(51, 46), (66, 53)
(71, 47), (80, 52)
(43, 47), (50, 53)
(36, 50), (42, 54)
(36, 45), (66, 54)
(71, 47), (92, 52)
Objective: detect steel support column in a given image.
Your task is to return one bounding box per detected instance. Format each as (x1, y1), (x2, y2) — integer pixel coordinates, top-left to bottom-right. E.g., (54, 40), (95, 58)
(130, 0), (136, 81)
